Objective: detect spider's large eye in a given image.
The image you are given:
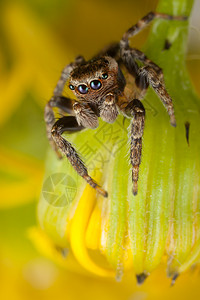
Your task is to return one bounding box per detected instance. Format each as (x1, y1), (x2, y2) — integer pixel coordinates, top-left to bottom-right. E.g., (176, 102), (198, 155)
(78, 84), (88, 94)
(90, 80), (102, 90)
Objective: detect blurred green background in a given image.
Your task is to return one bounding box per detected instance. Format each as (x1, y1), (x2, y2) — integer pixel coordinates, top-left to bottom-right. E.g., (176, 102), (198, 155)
(0, 0), (200, 299)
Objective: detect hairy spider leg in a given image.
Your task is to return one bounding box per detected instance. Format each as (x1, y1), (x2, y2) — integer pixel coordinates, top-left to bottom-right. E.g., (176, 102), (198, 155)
(120, 46), (176, 126)
(45, 57), (108, 197)
(122, 47), (164, 81)
(45, 59), (81, 157)
(139, 65), (176, 126)
(119, 11), (184, 126)
(51, 117), (108, 198)
(121, 12), (187, 45)
(125, 100), (145, 195)
(117, 12), (187, 193)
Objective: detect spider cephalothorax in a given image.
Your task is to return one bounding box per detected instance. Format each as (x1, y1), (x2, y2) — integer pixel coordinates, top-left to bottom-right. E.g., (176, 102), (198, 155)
(69, 56), (125, 102)
(68, 56), (126, 126)
(45, 12), (186, 197)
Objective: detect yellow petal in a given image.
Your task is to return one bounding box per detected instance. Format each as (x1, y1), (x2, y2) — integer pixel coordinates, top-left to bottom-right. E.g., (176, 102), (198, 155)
(69, 172), (115, 278)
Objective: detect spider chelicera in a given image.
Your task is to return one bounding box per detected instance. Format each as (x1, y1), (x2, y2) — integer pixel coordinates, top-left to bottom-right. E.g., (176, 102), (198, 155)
(44, 12), (187, 197)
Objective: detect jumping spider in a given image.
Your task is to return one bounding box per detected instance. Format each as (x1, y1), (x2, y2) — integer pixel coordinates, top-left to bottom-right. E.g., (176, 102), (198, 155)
(45, 12), (187, 197)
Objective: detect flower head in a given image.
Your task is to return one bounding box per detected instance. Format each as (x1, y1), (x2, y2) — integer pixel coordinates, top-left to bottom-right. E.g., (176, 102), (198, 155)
(37, 0), (200, 283)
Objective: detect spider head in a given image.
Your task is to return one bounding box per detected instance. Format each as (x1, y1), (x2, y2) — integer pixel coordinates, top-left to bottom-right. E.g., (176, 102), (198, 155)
(68, 56), (125, 102)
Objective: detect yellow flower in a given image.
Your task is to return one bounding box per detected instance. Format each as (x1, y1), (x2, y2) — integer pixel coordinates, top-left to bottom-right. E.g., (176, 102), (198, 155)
(0, 0), (200, 299)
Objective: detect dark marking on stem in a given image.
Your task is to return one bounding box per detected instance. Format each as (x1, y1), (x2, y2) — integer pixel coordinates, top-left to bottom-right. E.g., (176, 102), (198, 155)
(163, 39), (172, 51)
(185, 121), (190, 146)
(122, 116), (127, 126)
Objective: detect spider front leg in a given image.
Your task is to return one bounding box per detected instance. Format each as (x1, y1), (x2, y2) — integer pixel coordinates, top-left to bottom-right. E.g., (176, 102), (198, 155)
(45, 56), (85, 157)
(45, 101), (83, 167)
(125, 99), (145, 195)
(44, 96), (76, 158)
(51, 115), (108, 198)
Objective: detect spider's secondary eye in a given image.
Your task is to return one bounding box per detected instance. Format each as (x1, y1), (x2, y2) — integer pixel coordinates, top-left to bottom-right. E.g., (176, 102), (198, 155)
(102, 73), (108, 79)
(69, 84), (75, 90)
(78, 84), (88, 94)
(90, 80), (102, 90)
